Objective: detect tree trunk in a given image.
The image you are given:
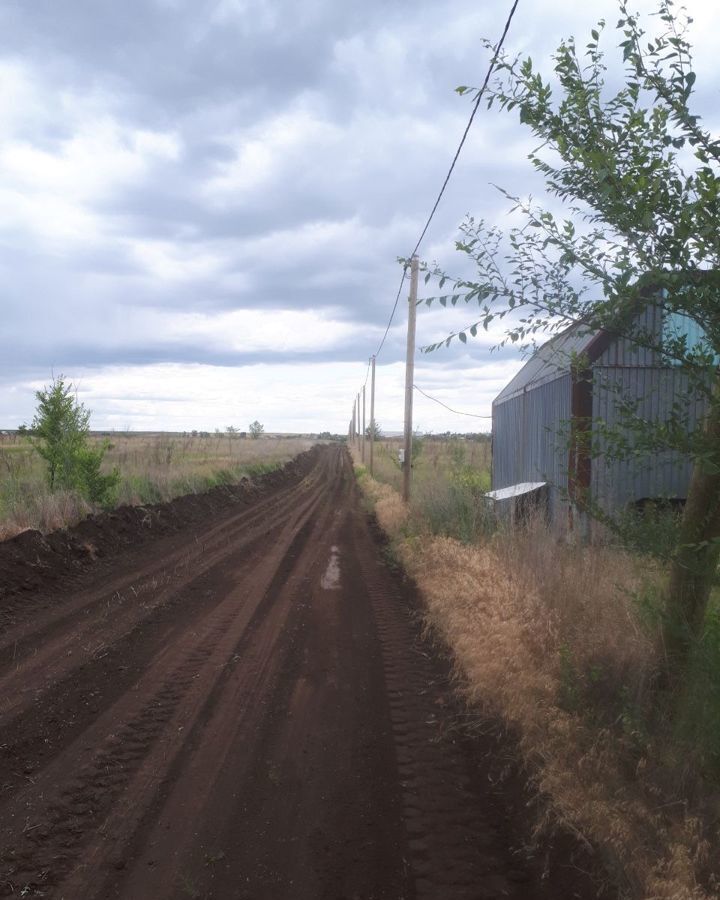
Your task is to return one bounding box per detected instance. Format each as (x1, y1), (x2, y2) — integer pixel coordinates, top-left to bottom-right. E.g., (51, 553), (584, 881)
(665, 379), (720, 664)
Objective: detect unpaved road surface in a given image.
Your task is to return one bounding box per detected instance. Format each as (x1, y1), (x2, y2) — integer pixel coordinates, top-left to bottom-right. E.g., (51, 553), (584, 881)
(0, 446), (603, 899)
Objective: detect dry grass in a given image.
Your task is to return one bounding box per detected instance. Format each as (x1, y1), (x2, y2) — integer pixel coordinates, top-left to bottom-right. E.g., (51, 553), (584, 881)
(356, 464), (719, 900)
(0, 432), (314, 539)
(367, 435), (490, 492)
(363, 436), (492, 543)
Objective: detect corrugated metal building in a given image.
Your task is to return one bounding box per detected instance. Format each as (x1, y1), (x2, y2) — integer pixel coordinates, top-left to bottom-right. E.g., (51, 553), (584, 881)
(491, 302), (707, 531)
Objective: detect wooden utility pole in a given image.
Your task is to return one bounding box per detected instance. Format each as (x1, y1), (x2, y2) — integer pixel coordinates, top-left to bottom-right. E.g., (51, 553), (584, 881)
(351, 399), (356, 442)
(369, 355), (376, 476)
(361, 385), (366, 463)
(403, 255), (419, 503)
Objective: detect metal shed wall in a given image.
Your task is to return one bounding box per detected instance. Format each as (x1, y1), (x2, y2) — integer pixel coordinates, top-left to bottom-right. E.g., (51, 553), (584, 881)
(492, 374), (571, 523)
(594, 304), (663, 367)
(591, 365), (702, 512)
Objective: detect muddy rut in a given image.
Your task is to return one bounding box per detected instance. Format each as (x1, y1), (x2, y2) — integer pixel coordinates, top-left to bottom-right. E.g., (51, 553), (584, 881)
(0, 445), (604, 899)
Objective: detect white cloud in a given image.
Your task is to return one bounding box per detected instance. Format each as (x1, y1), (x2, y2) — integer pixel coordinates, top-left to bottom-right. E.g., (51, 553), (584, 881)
(203, 103), (340, 203)
(126, 238), (230, 284)
(163, 307), (360, 354)
(1, 121), (179, 202)
(4, 354), (520, 433)
(0, 64), (181, 256)
(209, 0), (279, 32)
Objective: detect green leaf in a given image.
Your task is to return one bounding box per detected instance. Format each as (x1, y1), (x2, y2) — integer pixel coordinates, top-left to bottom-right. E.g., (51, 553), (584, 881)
(458, 332), (467, 344)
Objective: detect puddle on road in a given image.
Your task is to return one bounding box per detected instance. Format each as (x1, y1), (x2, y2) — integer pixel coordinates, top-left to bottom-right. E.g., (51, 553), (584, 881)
(320, 545), (341, 590)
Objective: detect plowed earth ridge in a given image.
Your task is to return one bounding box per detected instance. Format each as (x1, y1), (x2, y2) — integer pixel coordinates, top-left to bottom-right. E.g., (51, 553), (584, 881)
(0, 445), (605, 899)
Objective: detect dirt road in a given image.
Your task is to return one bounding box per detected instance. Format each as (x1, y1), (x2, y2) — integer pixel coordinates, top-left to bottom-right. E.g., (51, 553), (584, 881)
(0, 445), (603, 899)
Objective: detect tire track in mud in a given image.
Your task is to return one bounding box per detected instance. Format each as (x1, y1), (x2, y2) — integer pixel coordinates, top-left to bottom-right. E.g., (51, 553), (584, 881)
(358, 570), (514, 899)
(0, 453), (332, 809)
(0, 445), (607, 900)
(347, 493), (605, 900)
(0, 452), (335, 896)
(0, 448), (323, 664)
(98, 447), (408, 900)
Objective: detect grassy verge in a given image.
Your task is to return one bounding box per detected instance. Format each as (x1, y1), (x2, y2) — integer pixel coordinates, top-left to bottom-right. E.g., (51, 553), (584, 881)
(354, 458), (719, 900)
(0, 434), (314, 539)
(365, 436), (493, 544)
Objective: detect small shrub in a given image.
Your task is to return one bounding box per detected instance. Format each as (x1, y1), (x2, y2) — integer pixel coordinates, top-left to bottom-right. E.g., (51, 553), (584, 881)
(74, 443), (120, 506)
(613, 501), (683, 559)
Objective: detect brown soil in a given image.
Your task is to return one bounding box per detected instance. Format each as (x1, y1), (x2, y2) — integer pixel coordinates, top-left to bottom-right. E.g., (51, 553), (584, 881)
(0, 445), (610, 900)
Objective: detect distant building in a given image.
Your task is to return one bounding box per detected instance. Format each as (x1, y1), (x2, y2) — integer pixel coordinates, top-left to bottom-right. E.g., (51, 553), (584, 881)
(491, 299), (709, 532)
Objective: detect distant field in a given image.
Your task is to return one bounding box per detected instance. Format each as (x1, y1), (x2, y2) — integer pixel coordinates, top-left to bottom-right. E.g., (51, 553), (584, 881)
(0, 432), (315, 539)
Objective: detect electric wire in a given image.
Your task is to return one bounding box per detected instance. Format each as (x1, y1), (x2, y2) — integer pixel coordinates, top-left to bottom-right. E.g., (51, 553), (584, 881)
(374, 265), (408, 359)
(409, 0), (520, 260)
(357, 0), (521, 424)
(413, 383), (492, 418)
(372, 0), (519, 364)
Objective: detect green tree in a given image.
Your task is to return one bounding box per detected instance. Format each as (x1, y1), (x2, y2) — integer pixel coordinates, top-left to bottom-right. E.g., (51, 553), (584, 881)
(30, 376), (89, 491)
(249, 420), (264, 439)
(424, 1), (720, 663)
(28, 375), (119, 505)
(365, 421), (383, 439)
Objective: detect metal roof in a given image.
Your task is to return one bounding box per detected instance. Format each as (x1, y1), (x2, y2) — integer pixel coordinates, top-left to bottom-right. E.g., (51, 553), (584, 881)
(493, 322), (598, 405)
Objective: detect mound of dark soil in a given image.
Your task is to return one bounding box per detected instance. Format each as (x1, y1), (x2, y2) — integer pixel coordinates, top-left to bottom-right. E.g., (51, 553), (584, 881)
(0, 446), (320, 605)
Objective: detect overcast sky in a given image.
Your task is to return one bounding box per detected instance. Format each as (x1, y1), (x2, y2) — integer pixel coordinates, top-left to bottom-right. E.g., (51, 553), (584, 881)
(1, 0), (717, 433)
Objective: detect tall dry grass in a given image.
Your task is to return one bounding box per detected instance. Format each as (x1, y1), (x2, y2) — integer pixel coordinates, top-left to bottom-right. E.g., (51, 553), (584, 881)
(366, 436), (492, 543)
(0, 432), (314, 539)
(357, 468), (719, 900)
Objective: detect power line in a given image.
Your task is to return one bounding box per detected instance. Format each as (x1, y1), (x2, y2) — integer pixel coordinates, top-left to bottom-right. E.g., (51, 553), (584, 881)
(410, 0), (520, 259)
(374, 265), (408, 358)
(359, 0), (520, 431)
(373, 0), (519, 361)
(413, 383), (492, 419)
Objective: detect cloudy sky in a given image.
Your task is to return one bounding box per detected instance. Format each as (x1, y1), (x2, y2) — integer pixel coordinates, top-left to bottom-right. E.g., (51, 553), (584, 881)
(1, 0), (717, 433)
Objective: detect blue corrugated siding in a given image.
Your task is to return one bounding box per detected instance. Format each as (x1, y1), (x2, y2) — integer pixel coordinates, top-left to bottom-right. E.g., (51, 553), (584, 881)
(591, 365), (703, 511)
(492, 374), (571, 522)
(663, 312), (719, 365)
